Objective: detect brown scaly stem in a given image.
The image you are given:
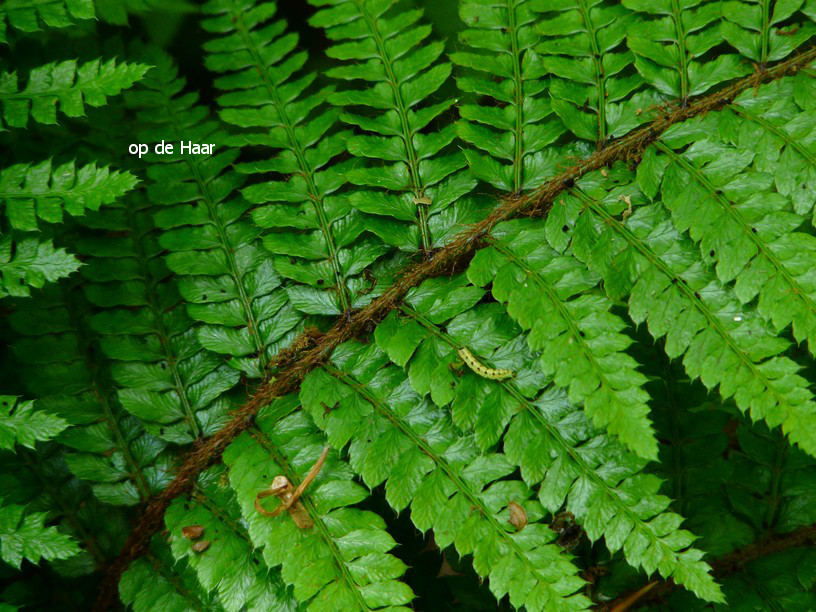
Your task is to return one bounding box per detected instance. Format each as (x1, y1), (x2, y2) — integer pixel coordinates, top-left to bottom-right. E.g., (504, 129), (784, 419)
(598, 524), (816, 610)
(92, 45), (816, 611)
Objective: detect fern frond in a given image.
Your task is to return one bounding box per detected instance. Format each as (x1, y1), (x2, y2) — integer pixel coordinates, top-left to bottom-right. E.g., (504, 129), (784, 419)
(722, 0), (816, 65)
(201, 0), (389, 316)
(727, 422), (816, 533)
(532, 0), (659, 146)
(73, 197), (239, 445)
(121, 543), (219, 612)
(0, 396), (68, 451)
(623, 0), (749, 102)
(0, 443), (130, 576)
(224, 398), (414, 610)
(374, 281), (720, 601)
(0, 0), (94, 44)
(0, 160), (138, 231)
(129, 55), (302, 378)
(0, 59), (149, 129)
(10, 286), (170, 506)
(0, 232), (80, 298)
(469, 220), (658, 459)
(648, 108), (816, 354)
(309, 0), (478, 254)
(452, 0), (567, 193)
(302, 342), (592, 611)
(0, 499), (80, 568)
(164, 465), (297, 612)
(553, 163), (816, 456)
(727, 73), (816, 219)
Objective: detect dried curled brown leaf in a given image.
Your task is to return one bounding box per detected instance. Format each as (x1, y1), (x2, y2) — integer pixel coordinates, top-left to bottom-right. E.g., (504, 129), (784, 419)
(181, 525), (204, 540)
(508, 501), (527, 532)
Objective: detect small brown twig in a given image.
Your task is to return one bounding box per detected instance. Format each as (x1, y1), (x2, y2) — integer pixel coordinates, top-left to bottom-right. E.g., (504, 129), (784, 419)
(609, 581), (659, 612)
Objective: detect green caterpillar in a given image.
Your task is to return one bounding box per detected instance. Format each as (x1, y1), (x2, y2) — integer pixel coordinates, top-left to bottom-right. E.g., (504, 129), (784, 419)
(457, 348), (514, 381)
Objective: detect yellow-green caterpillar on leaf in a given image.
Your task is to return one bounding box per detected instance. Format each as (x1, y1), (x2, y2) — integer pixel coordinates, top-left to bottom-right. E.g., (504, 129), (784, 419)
(457, 347), (514, 380)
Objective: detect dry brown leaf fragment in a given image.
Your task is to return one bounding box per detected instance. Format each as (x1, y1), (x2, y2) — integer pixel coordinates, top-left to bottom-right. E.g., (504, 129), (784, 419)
(254, 446), (330, 529)
(181, 525), (204, 540)
(191, 540), (211, 553)
(619, 194), (633, 223)
(508, 501), (527, 531)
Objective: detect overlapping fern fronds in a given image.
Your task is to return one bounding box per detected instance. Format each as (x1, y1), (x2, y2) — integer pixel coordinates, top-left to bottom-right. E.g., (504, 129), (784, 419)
(4, 1), (816, 611)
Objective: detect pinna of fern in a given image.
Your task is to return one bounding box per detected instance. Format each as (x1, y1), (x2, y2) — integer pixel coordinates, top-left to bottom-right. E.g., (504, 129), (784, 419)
(0, 55), (146, 299)
(70, 194), (241, 446)
(0, 0), (95, 45)
(532, 0), (661, 147)
(550, 156), (816, 457)
(452, 0), (572, 194)
(201, 0), (393, 317)
(126, 51), (304, 379)
(9, 283), (173, 507)
(309, 0), (481, 256)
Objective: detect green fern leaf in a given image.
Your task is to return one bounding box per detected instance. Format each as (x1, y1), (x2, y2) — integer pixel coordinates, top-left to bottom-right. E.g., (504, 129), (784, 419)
(532, 0), (660, 145)
(553, 163), (816, 457)
(649, 108), (816, 354)
(469, 220), (658, 459)
(129, 55), (302, 378)
(374, 282), (719, 601)
(0, 0), (94, 44)
(0, 500), (79, 568)
(10, 286), (170, 506)
(0, 59), (150, 129)
(224, 398), (414, 610)
(164, 466), (297, 612)
(647, 363), (755, 557)
(120, 545), (218, 612)
(301, 342), (592, 611)
(0, 396), (68, 451)
(0, 160), (138, 231)
(0, 233), (81, 298)
(452, 0), (569, 192)
(721, 0), (816, 65)
(73, 197), (240, 444)
(0, 442), (132, 576)
(729, 73), (816, 217)
(717, 548), (816, 609)
(623, 0), (749, 101)
(201, 0), (389, 316)
(309, 0), (478, 253)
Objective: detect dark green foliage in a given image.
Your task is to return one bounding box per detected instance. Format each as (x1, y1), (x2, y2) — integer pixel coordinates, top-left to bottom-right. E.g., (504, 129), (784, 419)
(0, 0), (94, 44)
(0, 59), (150, 129)
(74, 197), (240, 444)
(309, 0), (480, 255)
(2, 1), (816, 610)
(129, 54), (303, 378)
(453, 0), (568, 192)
